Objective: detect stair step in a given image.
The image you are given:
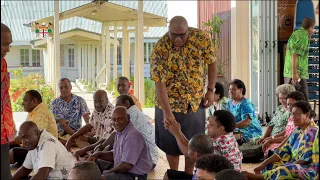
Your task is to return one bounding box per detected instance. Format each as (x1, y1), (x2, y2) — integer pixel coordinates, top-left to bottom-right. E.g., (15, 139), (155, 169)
(309, 52), (319, 56)
(309, 69), (320, 73)
(308, 86), (320, 91)
(308, 77), (319, 82)
(309, 94), (319, 100)
(310, 43), (319, 47)
(311, 34), (319, 39)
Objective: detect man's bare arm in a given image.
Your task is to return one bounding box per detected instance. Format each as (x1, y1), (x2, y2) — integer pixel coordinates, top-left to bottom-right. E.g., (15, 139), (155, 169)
(30, 167), (52, 180)
(83, 113), (90, 124)
(12, 166), (32, 180)
(57, 119), (74, 135)
(155, 82), (172, 115)
(207, 62), (217, 90)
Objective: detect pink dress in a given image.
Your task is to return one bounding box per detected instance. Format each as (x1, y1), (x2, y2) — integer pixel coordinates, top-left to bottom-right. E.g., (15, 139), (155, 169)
(264, 116), (296, 157)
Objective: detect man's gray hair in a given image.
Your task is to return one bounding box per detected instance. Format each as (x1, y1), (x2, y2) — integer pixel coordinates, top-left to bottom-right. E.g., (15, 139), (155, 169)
(275, 84), (296, 95)
(68, 161), (101, 180)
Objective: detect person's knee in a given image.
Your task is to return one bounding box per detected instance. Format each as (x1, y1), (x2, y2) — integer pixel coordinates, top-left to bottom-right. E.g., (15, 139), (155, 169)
(9, 149), (14, 164)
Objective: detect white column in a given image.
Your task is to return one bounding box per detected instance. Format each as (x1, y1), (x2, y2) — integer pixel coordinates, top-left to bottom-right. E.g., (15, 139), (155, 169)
(122, 21), (130, 78)
(85, 44), (88, 81)
(88, 44), (92, 86)
(113, 23), (118, 80)
(146, 42), (149, 63)
(81, 44), (85, 80)
(101, 22), (106, 83)
(106, 22), (111, 85)
(42, 49), (49, 82)
(134, 24), (139, 98)
(138, 0), (145, 107)
(77, 43), (81, 79)
(92, 45), (96, 88)
(54, 0), (61, 98)
(97, 44), (101, 85)
(28, 48), (32, 66)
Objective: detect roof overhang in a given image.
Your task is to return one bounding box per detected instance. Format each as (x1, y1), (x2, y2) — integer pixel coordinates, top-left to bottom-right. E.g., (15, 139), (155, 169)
(29, 1), (167, 30)
(31, 28), (115, 48)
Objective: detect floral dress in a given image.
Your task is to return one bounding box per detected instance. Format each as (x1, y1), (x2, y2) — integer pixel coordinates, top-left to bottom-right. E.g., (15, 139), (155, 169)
(226, 98), (262, 142)
(262, 122), (319, 180)
(267, 105), (290, 136)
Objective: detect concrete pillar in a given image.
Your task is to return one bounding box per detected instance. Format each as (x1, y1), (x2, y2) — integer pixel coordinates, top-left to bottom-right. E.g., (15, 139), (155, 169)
(77, 43), (81, 79)
(81, 44), (85, 80)
(134, 24), (139, 98)
(92, 45), (96, 89)
(113, 23), (118, 80)
(42, 49), (49, 82)
(122, 22), (130, 78)
(106, 22), (111, 85)
(46, 39), (52, 84)
(85, 44), (88, 81)
(138, 0), (145, 107)
(231, 1), (250, 98)
(54, 0), (61, 98)
(97, 44), (101, 85)
(88, 44), (92, 86)
(101, 22), (106, 83)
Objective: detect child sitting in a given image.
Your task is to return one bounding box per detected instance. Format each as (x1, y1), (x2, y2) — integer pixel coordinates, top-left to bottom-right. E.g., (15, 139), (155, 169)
(206, 110), (243, 171)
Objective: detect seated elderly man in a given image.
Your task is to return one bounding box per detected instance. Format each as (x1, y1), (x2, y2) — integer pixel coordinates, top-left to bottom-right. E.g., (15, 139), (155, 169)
(116, 76), (142, 111)
(87, 106), (152, 180)
(68, 161), (104, 180)
(50, 78), (90, 144)
(10, 90), (58, 166)
(65, 90), (114, 150)
(115, 94), (158, 168)
(12, 121), (75, 180)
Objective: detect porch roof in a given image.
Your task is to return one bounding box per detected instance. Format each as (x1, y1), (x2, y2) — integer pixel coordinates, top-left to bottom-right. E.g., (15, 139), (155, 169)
(29, 1), (167, 30)
(31, 28), (116, 48)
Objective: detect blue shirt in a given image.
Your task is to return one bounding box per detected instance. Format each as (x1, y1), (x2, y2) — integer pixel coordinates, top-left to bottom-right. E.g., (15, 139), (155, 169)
(226, 98), (262, 142)
(50, 94), (90, 133)
(192, 169), (197, 180)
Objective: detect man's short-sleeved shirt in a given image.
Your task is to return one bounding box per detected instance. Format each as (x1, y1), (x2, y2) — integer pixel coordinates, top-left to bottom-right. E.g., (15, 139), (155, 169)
(283, 27), (310, 79)
(23, 130), (75, 179)
(89, 102), (114, 141)
(113, 121), (153, 175)
(50, 94), (90, 133)
(27, 102), (58, 138)
(127, 105), (158, 165)
(150, 27), (216, 114)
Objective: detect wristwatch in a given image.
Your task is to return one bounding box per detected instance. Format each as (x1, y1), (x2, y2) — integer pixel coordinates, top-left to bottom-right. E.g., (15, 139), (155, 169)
(207, 88), (216, 92)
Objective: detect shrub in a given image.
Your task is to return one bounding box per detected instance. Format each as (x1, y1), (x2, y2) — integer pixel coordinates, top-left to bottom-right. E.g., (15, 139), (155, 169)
(9, 67), (55, 112)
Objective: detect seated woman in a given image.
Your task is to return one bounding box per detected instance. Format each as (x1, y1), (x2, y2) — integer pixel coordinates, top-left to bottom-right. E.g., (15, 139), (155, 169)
(257, 84), (295, 144)
(206, 82), (229, 121)
(261, 91), (306, 157)
(242, 101), (319, 180)
(225, 79), (262, 143)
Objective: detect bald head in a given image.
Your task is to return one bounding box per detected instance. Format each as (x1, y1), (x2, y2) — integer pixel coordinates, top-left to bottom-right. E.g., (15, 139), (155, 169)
(112, 106), (130, 132)
(1, 23), (12, 59)
(19, 121), (41, 150)
(93, 90), (109, 112)
(68, 162), (102, 180)
(169, 16), (188, 28)
(19, 121), (39, 132)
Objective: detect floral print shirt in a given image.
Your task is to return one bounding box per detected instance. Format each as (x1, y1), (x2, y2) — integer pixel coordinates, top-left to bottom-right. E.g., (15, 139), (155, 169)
(212, 132), (243, 171)
(1, 59), (15, 144)
(89, 102), (114, 141)
(267, 105), (290, 136)
(50, 94), (90, 134)
(150, 27), (216, 113)
(284, 27), (310, 79)
(27, 102), (58, 138)
(226, 98), (262, 142)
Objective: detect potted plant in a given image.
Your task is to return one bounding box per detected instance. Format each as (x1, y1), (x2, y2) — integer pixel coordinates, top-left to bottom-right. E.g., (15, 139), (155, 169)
(203, 13), (230, 96)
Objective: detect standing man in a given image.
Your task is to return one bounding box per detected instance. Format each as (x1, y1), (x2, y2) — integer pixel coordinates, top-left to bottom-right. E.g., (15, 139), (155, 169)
(283, 17), (315, 101)
(1, 23), (15, 180)
(150, 16), (217, 174)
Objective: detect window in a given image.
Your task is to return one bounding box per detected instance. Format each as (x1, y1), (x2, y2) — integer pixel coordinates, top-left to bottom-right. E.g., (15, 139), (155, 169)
(32, 50), (41, 67)
(117, 45), (122, 65)
(20, 49), (29, 67)
(68, 48), (75, 67)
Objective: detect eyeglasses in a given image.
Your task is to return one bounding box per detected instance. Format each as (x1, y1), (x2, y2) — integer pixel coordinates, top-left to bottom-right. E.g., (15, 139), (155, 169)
(169, 30), (188, 40)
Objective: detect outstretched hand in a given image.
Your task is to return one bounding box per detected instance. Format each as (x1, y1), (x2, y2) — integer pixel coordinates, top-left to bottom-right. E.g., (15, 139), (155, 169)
(164, 117), (181, 137)
(203, 91), (215, 108)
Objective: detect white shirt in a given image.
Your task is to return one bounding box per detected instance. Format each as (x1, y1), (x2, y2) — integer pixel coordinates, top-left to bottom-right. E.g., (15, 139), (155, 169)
(128, 105), (158, 165)
(89, 102), (114, 140)
(23, 130), (75, 179)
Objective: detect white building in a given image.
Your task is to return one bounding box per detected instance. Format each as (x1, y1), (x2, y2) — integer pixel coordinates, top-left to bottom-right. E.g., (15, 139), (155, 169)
(1, 0), (168, 83)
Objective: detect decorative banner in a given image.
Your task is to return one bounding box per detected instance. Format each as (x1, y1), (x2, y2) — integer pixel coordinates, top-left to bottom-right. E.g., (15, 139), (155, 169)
(278, 0), (297, 41)
(35, 22), (53, 39)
